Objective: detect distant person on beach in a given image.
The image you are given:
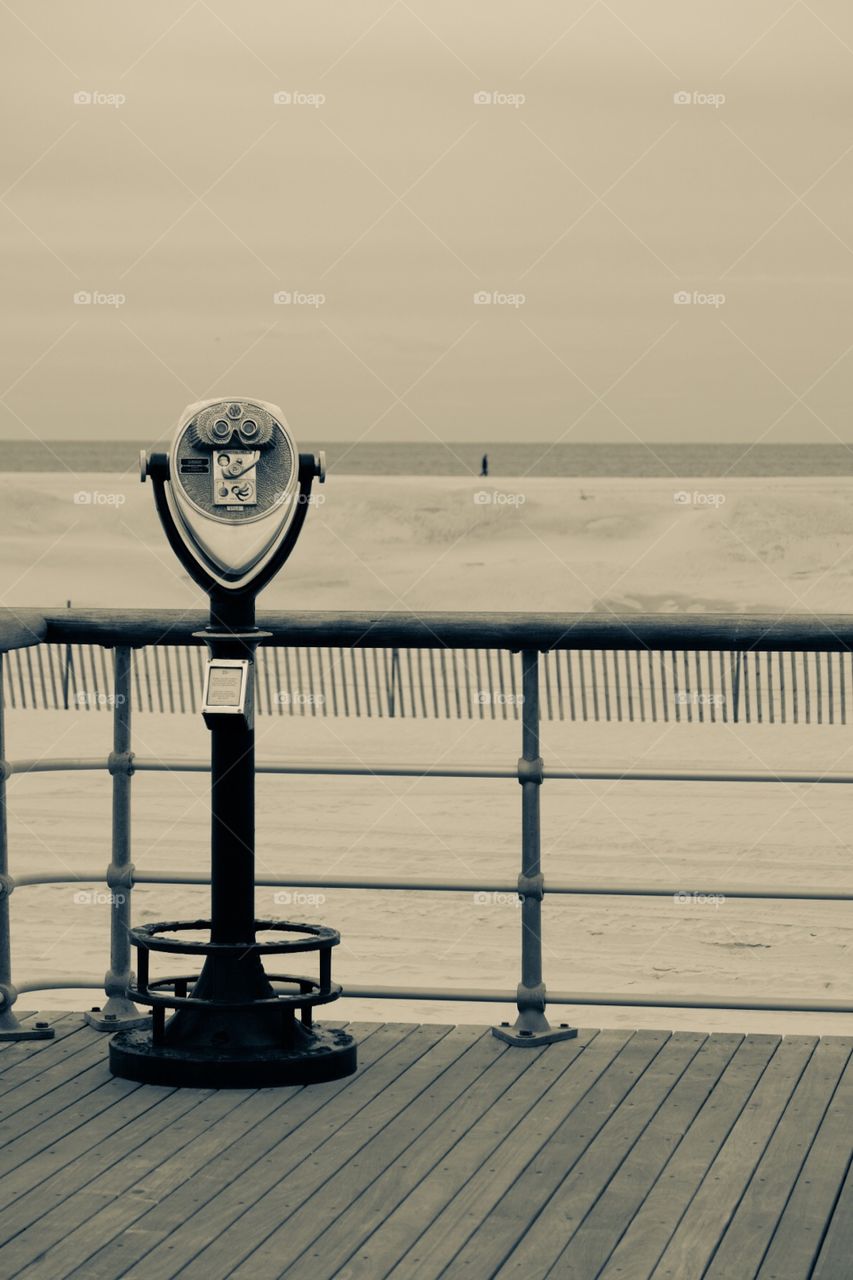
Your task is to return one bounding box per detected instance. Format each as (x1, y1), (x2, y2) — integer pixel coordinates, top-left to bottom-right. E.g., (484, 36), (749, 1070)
(480, 453), (489, 477)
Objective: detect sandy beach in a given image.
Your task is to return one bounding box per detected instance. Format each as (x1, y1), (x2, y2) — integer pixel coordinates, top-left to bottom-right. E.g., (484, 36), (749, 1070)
(3, 473), (853, 1034)
(4, 471), (853, 616)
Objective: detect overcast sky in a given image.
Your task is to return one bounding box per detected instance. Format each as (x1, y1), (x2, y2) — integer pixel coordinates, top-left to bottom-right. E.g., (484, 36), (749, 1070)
(1, 0), (853, 444)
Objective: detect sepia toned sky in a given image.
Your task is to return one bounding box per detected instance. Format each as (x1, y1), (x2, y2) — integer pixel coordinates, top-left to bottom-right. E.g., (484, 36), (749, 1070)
(1, 1), (853, 444)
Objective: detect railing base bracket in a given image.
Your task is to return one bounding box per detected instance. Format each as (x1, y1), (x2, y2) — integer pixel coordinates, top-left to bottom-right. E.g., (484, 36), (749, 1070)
(85, 1004), (151, 1032)
(0, 1016), (55, 1041)
(492, 1021), (578, 1047)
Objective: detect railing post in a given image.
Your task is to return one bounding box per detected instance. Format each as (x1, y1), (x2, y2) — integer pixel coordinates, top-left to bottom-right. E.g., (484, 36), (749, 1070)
(85, 645), (149, 1031)
(0, 651), (54, 1040)
(493, 648), (577, 1046)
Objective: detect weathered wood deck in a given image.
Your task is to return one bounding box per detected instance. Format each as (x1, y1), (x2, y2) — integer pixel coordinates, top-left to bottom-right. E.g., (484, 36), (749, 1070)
(0, 1014), (850, 1279)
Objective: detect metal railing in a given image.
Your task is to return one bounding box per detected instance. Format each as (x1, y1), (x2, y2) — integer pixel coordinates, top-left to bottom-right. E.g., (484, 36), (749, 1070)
(2, 606), (853, 1039)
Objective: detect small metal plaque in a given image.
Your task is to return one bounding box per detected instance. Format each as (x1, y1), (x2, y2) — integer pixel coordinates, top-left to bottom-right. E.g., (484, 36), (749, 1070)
(202, 659), (252, 726)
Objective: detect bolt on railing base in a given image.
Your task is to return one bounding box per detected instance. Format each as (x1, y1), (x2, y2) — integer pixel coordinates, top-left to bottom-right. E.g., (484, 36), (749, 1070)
(84, 998), (151, 1032)
(0, 1009), (55, 1041)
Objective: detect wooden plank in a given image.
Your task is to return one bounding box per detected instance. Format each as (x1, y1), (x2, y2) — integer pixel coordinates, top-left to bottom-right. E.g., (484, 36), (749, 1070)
(339, 1030), (599, 1280)
(705, 1036), (853, 1278)
(812, 1155), (853, 1280)
(0, 1022), (358, 1190)
(173, 1026), (484, 1280)
(0, 1021), (106, 1096)
(599, 1034), (781, 1279)
(0, 1086), (208, 1262)
(0, 1034), (118, 1121)
(94, 1023), (441, 1280)
(0, 1013), (86, 1072)
(0, 1023), (383, 1279)
(0, 1068), (144, 1180)
(495, 1032), (709, 1276)
(444, 1031), (673, 1277)
(0, 1012), (78, 1058)
(38, 1023), (391, 1280)
(386, 1029), (635, 1280)
(0, 1048), (146, 1152)
(8, 1086), (259, 1279)
(555, 1033), (743, 1280)
(649, 1036), (819, 1280)
(757, 1046), (853, 1280)
(265, 1029), (521, 1277)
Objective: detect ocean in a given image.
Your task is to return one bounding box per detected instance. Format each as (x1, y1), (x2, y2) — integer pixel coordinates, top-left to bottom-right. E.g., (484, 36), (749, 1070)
(3, 440), (853, 476)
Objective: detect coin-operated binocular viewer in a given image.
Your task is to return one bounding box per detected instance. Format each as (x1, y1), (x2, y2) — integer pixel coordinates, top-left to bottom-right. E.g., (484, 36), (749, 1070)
(109, 399), (356, 1087)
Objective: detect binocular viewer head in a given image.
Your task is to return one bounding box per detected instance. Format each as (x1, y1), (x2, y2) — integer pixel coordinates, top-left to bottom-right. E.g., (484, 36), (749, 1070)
(141, 397), (324, 598)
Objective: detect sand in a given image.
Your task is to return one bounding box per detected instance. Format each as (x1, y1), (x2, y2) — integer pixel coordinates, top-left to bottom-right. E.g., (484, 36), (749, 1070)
(3, 473), (853, 1033)
(4, 471), (853, 615)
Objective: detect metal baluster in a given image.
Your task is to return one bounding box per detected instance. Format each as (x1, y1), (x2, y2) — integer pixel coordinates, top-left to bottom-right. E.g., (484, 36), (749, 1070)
(85, 645), (148, 1031)
(0, 651), (54, 1040)
(493, 650), (576, 1047)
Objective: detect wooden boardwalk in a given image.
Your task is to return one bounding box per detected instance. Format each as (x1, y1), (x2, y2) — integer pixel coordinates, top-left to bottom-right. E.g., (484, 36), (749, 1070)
(0, 1014), (850, 1279)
